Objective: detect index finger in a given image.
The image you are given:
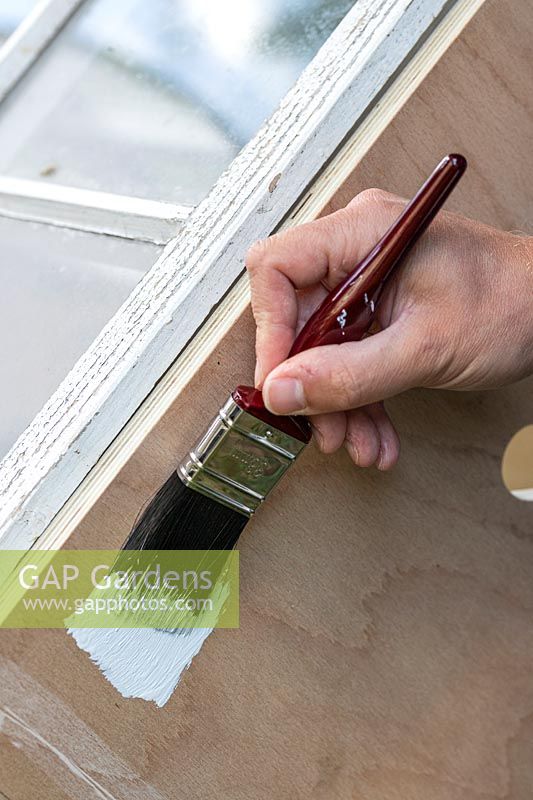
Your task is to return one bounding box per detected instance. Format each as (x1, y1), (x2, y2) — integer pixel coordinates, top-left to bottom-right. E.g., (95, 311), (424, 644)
(246, 193), (398, 385)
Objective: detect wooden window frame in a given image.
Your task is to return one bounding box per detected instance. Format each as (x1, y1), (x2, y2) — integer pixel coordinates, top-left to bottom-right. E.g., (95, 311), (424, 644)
(0, 0), (85, 103)
(0, 0), (483, 548)
(0, 177), (192, 243)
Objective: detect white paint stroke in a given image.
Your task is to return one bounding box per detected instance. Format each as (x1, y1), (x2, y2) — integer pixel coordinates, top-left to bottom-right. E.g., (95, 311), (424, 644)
(70, 626), (214, 707)
(69, 578), (230, 705)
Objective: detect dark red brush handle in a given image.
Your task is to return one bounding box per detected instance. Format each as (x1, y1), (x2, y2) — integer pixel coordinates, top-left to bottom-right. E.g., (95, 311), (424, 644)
(234, 154), (467, 442)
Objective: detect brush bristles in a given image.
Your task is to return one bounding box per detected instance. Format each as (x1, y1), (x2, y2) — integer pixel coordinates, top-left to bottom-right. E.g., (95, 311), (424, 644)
(122, 472), (249, 551)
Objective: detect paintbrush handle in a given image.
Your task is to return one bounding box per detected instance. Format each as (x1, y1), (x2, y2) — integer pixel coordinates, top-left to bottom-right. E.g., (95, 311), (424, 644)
(288, 153), (466, 354)
(233, 154), (466, 442)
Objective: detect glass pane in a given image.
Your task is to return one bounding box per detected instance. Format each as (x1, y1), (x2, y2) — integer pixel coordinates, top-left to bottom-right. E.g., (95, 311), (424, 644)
(0, 0), (37, 44)
(0, 0), (354, 203)
(0, 218), (161, 458)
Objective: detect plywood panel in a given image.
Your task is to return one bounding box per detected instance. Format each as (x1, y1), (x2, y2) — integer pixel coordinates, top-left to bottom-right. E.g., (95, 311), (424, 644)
(322, 0), (533, 230)
(1, 0), (533, 797)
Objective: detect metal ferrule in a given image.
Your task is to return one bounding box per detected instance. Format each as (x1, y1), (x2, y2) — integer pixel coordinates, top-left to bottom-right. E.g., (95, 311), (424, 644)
(178, 395), (308, 517)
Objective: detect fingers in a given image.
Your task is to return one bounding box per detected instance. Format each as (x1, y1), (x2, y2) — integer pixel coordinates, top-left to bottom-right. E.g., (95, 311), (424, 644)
(365, 403), (401, 470)
(309, 412), (347, 454)
(249, 189), (408, 470)
(344, 408), (381, 467)
(247, 189), (402, 385)
(343, 404), (400, 470)
(311, 404), (400, 470)
(262, 320), (428, 416)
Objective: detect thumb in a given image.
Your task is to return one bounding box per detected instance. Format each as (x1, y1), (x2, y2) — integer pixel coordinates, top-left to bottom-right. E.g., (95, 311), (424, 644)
(262, 322), (428, 415)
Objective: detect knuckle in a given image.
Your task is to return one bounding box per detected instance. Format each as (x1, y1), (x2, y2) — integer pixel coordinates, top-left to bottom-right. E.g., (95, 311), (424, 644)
(361, 186), (388, 204)
(351, 187), (388, 209)
(348, 187), (402, 219)
(246, 238), (270, 273)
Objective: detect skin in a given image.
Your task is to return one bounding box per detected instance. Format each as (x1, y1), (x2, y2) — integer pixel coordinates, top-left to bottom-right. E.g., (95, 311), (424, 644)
(246, 189), (533, 470)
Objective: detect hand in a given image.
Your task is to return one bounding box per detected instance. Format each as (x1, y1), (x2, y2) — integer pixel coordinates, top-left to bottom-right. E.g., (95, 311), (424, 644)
(246, 189), (533, 469)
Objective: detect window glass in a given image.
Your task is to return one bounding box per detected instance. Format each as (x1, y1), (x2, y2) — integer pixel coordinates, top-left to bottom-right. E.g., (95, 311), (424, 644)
(0, 0), (354, 203)
(0, 0), (37, 44)
(0, 218), (161, 457)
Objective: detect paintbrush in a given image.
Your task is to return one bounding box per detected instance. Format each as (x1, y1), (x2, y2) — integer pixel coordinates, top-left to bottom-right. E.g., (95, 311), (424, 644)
(122, 154), (467, 554)
(70, 155), (466, 705)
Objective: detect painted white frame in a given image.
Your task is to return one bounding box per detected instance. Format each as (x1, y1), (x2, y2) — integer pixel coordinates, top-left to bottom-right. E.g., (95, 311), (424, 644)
(0, 0), (85, 103)
(0, 0), (477, 548)
(0, 177), (192, 244)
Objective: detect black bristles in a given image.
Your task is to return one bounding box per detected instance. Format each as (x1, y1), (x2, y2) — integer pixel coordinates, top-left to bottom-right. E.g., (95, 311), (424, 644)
(122, 472), (249, 551)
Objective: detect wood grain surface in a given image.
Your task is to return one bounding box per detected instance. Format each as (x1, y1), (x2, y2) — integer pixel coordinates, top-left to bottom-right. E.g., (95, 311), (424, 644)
(1, 0), (533, 797)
